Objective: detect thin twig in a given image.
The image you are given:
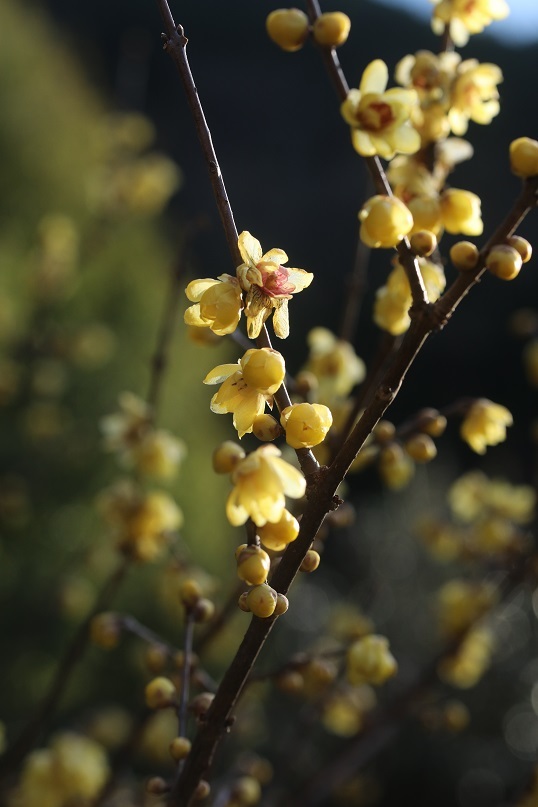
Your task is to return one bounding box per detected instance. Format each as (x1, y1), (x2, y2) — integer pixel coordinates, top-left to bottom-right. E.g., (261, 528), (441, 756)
(339, 226), (371, 344)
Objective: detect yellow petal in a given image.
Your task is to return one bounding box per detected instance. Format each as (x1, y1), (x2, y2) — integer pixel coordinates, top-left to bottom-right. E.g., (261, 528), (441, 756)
(238, 231), (263, 268)
(359, 59), (388, 96)
(184, 304), (208, 327)
(203, 364), (240, 385)
(185, 278), (218, 302)
(247, 307), (270, 339)
(272, 299), (290, 339)
(226, 488), (249, 526)
(262, 248), (288, 264)
(286, 268), (314, 292)
(391, 124), (421, 155)
(352, 129), (376, 157)
(233, 394), (265, 438)
(270, 457), (306, 499)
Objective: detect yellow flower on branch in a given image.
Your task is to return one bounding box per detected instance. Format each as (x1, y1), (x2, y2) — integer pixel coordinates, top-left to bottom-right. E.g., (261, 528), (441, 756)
(431, 0), (509, 47)
(280, 402), (333, 449)
(460, 399), (513, 454)
(448, 60), (502, 136)
(184, 274), (243, 336)
(203, 348), (285, 438)
(225, 444), (306, 527)
(236, 231), (313, 339)
(341, 59), (421, 160)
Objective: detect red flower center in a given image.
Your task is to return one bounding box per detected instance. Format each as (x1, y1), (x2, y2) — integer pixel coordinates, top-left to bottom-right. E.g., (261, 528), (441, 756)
(257, 263), (295, 298)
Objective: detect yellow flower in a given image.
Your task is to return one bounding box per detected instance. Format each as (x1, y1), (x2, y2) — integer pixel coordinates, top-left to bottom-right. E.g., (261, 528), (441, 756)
(460, 399), (513, 454)
(358, 195), (414, 248)
(437, 580), (498, 637)
(258, 508), (300, 551)
(341, 59), (421, 160)
(431, 0), (509, 47)
(448, 60), (502, 136)
(440, 188), (483, 235)
(98, 480), (183, 561)
(184, 274), (243, 336)
(236, 231), (313, 339)
(346, 635), (398, 686)
(226, 444), (306, 527)
(280, 402), (333, 449)
(304, 327), (366, 400)
(438, 627), (494, 688)
(204, 348), (285, 438)
(374, 258), (446, 335)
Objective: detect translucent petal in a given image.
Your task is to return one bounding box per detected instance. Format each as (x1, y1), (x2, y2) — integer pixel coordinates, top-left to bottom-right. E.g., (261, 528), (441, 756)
(238, 231), (263, 267)
(233, 395), (265, 438)
(185, 278), (218, 302)
(226, 488), (248, 526)
(272, 300), (289, 339)
(262, 248), (288, 265)
(203, 364), (240, 385)
(286, 268), (314, 292)
(247, 307), (270, 339)
(359, 60), (388, 96)
(270, 457), (306, 499)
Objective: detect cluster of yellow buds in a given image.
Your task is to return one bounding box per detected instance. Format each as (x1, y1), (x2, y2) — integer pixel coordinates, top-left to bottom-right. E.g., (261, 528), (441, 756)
(266, 9), (351, 52)
(9, 733), (109, 807)
(186, 232), (313, 342)
(101, 392), (186, 479)
(97, 480), (183, 561)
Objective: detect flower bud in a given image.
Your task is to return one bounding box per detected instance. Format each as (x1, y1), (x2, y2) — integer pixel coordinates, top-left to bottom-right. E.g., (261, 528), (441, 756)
(346, 635), (398, 686)
(450, 241), (479, 271)
(212, 441), (246, 474)
(359, 196), (413, 248)
(440, 189), (483, 236)
(170, 736), (192, 761)
(179, 578), (203, 609)
(274, 593), (289, 615)
(252, 413), (282, 442)
(507, 235), (532, 264)
(300, 549), (321, 572)
(313, 12), (351, 47)
(266, 9), (310, 52)
(90, 612), (121, 650)
(486, 244), (522, 281)
(280, 402), (333, 449)
(246, 584), (278, 618)
(145, 677), (177, 709)
(258, 509), (300, 551)
(236, 545), (271, 586)
(409, 230), (437, 257)
(509, 137), (538, 177)
(405, 433), (437, 463)
(241, 348), (286, 394)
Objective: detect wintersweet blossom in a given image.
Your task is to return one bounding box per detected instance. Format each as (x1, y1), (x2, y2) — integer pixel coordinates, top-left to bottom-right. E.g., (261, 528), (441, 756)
(226, 444), (306, 527)
(341, 60), (421, 160)
(448, 60), (502, 136)
(280, 402), (333, 449)
(374, 258), (446, 335)
(184, 274), (243, 336)
(236, 231), (313, 339)
(460, 399), (513, 454)
(431, 0), (509, 47)
(203, 348), (285, 438)
(304, 328), (366, 400)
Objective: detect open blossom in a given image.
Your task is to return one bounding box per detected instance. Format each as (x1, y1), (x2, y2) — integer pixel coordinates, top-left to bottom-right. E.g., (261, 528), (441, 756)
(448, 60), (502, 135)
(203, 348), (285, 438)
(460, 399), (513, 454)
(184, 274), (242, 336)
(236, 231), (313, 339)
(374, 258), (446, 335)
(226, 444), (306, 527)
(431, 0), (509, 47)
(341, 60), (420, 160)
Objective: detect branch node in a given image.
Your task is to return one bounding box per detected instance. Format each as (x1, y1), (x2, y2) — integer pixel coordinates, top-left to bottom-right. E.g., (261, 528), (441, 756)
(330, 493), (344, 512)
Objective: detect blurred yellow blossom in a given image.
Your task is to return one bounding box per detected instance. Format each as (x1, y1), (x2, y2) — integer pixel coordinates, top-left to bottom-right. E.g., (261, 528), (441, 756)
(9, 733), (109, 807)
(438, 626), (495, 688)
(448, 60), (502, 136)
(359, 195), (414, 248)
(203, 348), (285, 438)
(236, 231), (313, 339)
(347, 635), (398, 686)
(322, 685), (377, 737)
(226, 445), (306, 527)
(341, 59), (421, 159)
(460, 399), (512, 454)
(437, 579), (498, 638)
(431, 0), (509, 47)
(304, 328), (366, 401)
(374, 258), (446, 335)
